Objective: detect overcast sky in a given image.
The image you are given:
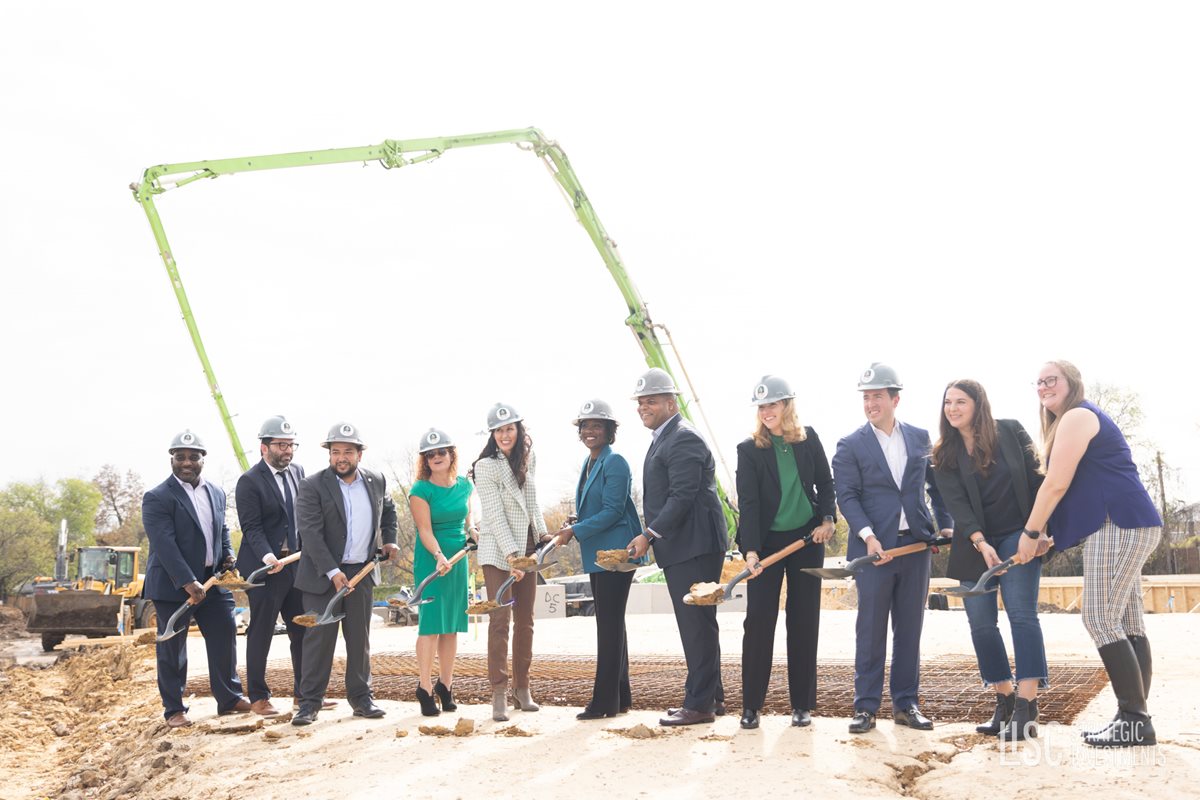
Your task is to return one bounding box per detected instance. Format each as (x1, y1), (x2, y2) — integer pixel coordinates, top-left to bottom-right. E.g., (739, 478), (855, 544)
(2, 2), (1197, 514)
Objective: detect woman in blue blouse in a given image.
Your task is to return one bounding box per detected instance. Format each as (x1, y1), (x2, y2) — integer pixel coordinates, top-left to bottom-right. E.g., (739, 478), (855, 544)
(547, 399), (645, 720)
(1015, 361), (1162, 748)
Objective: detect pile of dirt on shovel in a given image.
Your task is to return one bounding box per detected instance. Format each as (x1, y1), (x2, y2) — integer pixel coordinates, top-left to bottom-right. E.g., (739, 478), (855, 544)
(0, 641), (176, 800)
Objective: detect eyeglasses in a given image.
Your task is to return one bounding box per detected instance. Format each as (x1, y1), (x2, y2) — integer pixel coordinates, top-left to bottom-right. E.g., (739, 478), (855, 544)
(172, 452), (203, 463)
(1034, 376), (1059, 389)
(269, 441), (299, 451)
(426, 448), (453, 458)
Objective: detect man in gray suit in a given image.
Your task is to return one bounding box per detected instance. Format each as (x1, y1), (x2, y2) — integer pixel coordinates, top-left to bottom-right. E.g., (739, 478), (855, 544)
(292, 422), (399, 726)
(627, 368), (729, 726)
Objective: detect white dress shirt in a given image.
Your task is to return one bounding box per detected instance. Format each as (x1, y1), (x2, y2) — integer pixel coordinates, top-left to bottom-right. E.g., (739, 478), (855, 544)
(174, 475), (216, 566)
(858, 421), (909, 542)
(324, 470), (373, 579)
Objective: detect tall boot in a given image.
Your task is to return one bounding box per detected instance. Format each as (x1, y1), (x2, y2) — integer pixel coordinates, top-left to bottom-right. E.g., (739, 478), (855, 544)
(976, 692), (1015, 736)
(1084, 640), (1156, 748)
(1000, 697), (1038, 742)
(1082, 635), (1151, 737)
(1129, 634), (1152, 695)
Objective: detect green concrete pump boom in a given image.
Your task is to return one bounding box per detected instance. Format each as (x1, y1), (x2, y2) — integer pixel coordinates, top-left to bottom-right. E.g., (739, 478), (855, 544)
(131, 127), (737, 531)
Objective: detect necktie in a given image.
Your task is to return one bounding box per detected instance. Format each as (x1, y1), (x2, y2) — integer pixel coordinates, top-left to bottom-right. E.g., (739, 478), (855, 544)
(279, 471), (298, 552)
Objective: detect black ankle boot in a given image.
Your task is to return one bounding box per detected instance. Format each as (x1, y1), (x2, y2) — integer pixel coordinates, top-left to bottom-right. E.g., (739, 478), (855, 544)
(433, 679), (457, 712)
(1000, 698), (1038, 741)
(416, 684), (440, 717)
(976, 692), (1015, 736)
(1084, 640), (1156, 748)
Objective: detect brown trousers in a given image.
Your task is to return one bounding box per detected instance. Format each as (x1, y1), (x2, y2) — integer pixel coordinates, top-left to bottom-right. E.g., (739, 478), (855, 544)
(482, 528), (538, 689)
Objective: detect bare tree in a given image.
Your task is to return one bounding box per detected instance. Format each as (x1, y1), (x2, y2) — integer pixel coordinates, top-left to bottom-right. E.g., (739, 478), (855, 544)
(93, 465), (146, 552)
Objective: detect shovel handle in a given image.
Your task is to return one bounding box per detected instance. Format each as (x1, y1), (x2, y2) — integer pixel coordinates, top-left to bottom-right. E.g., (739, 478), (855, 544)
(345, 556), (382, 591)
(189, 571), (222, 603)
(755, 533), (815, 572)
(883, 535), (953, 559)
(440, 543), (475, 573)
(273, 551), (304, 569)
(247, 551), (303, 584)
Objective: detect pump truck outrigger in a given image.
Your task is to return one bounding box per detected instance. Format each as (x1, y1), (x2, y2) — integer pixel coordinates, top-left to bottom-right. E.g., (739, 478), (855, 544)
(130, 127), (738, 533)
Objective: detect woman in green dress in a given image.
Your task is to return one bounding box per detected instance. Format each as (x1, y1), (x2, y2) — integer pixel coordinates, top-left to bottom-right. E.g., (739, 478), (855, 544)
(410, 427), (475, 717)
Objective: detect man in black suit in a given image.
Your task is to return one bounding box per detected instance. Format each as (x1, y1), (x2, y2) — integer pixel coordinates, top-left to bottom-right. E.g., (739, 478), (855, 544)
(235, 415), (318, 717)
(291, 422), (399, 726)
(627, 368), (729, 726)
(143, 430), (250, 728)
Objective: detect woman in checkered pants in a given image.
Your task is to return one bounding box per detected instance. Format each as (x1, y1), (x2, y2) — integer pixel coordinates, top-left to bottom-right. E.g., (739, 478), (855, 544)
(1015, 361), (1162, 748)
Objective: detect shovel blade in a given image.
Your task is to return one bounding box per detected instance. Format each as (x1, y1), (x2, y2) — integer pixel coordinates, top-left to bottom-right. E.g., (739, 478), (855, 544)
(942, 585), (999, 598)
(595, 561), (640, 573)
(314, 612), (346, 627)
(155, 605), (193, 642)
(800, 567), (853, 579)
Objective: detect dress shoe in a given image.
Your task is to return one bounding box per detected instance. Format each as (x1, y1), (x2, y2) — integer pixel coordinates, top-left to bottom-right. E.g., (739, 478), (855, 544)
(292, 707), (318, 726)
(353, 700), (386, 719)
(416, 685), (440, 717)
(893, 705), (934, 730)
(668, 702), (725, 717)
(165, 712), (192, 729)
(792, 709), (812, 727)
(660, 708), (715, 726)
(576, 707), (618, 720)
(848, 710), (876, 733)
(433, 679), (457, 712)
(739, 709), (760, 729)
(250, 699), (281, 717)
(294, 699), (337, 711)
(218, 698), (253, 716)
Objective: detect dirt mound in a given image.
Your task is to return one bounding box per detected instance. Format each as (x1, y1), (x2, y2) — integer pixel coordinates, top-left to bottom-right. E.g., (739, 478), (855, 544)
(0, 605), (30, 640)
(0, 642), (165, 800)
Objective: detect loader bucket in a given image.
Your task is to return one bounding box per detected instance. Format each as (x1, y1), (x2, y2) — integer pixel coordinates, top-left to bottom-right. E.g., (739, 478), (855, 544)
(26, 592), (124, 637)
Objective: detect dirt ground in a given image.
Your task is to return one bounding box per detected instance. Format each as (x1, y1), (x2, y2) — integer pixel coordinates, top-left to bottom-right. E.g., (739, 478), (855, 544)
(1, 609), (1198, 800)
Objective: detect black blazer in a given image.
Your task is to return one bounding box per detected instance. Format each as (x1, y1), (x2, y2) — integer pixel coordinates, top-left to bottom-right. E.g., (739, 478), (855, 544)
(734, 428), (836, 553)
(642, 415), (728, 569)
(932, 419), (1044, 582)
(234, 459), (306, 575)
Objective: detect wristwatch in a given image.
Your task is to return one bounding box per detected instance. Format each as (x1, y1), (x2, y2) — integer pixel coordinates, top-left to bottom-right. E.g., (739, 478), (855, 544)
(1021, 528), (1040, 540)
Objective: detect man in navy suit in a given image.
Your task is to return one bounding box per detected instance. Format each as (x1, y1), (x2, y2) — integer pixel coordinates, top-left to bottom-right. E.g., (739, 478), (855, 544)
(143, 430), (250, 728)
(235, 415), (317, 717)
(627, 368), (729, 726)
(832, 364), (953, 734)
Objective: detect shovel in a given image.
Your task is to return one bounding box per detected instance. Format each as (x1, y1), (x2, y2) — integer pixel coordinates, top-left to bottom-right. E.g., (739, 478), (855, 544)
(156, 571), (226, 642)
(293, 555), (381, 627)
(478, 535), (564, 614)
(230, 551), (304, 590)
(941, 557), (1016, 597)
(595, 548), (641, 573)
(392, 541), (478, 609)
(683, 533), (815, 606)
(800, 535), (953, 579)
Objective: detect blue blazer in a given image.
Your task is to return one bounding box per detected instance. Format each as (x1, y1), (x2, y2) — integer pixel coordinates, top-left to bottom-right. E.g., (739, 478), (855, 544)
(143, 476), (234, 602)
(832, 422), (953, 560)
(573, 446), (645, 574)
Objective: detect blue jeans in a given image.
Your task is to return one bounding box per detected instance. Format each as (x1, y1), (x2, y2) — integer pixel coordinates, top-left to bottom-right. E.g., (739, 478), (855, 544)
(961, 529), (1048, 688)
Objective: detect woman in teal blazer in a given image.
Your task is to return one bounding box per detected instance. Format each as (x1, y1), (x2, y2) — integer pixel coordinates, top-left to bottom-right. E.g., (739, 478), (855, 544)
(549, 399), (645, 719)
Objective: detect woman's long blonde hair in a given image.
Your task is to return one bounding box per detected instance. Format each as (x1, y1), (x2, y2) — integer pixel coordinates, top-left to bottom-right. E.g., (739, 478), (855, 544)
(752, 398), (808, 448)
(1040, 360), (1086, 461)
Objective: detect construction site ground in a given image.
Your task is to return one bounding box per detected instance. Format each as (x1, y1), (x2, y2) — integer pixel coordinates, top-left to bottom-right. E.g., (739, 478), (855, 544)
(1, 607), (1198, 800)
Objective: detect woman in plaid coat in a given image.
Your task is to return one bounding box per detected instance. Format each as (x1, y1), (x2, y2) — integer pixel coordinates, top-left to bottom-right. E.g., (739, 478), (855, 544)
(471, 402), (548, 721)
